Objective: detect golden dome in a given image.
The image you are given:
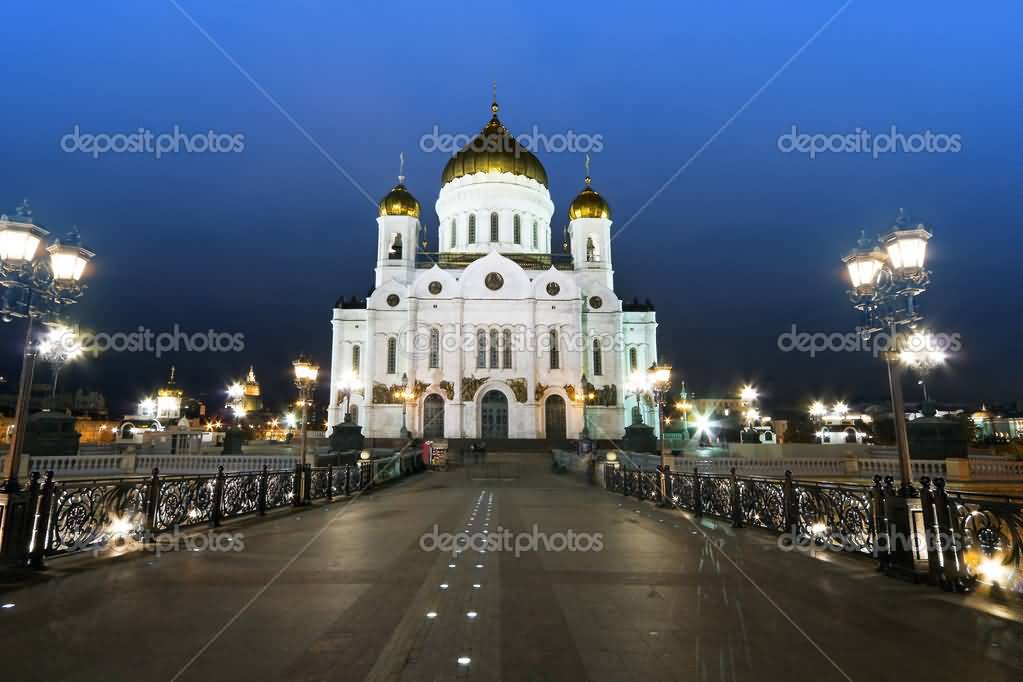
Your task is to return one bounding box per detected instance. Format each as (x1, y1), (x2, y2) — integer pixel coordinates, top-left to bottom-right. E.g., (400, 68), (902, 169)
(441, 101), (548, 188)
(379, 182), (420, 218)
(568, 177), (611, 220)
(157, 366), (183, 398)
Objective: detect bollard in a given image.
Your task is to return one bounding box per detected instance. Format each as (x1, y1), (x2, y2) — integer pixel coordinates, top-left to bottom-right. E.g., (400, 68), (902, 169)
(782, 470), (798, 535)
(145, 468), (161, 534)
(931, 478), (968, 592)
(211, 466), (226, 527)
(29, 471), (54, 570)
(293, 463), (304, 507)
(258, 465), (268, 516)
(730, 468), (743, 528)
(693, 467), (703, 518)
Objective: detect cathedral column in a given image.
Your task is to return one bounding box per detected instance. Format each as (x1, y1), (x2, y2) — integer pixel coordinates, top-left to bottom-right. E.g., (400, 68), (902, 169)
(327, 318), (344, 432)
(405, 297), (419, 436)
(453, 298), (465, 438)
(527, 299), (537, 436)
(364, 309), (377, 435)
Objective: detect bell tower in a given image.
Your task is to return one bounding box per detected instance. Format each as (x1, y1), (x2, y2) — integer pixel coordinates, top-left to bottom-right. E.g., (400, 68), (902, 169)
(375, 153), (421, 286)
(568, 157), (613, 290)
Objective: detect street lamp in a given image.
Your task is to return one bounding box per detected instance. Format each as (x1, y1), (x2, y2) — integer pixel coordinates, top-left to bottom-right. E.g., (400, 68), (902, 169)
(647, 363), (672, 454)
(293, 353), (319, 499)
(37, 324), (82, 399)
(0, 203), (94, 564)
(624, 370), (652, 425)
(393, 373), (415, 441)
(739, 384), (759, 442)
(337, 372), (363, 422)
(842, 210), (932, 493)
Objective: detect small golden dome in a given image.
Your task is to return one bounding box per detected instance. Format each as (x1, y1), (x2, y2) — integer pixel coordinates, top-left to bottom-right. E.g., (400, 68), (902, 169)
(568, 177), (611, 220)
(378, 182), (420, 218)
(441, 100), (548, 188)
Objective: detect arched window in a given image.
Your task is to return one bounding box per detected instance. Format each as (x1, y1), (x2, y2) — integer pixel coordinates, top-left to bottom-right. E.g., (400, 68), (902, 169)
(468, 215), (476, 243)
(352, 345), (361, 375)
(629, 347), (638, 372)
(490, 212), (499, 242)
(389, 233), (403, 260)
(502, 328), (512, 368)
(586, 236), (599, 262)
(386, 337), (397, 374)
(532, 221), (538, 248)
(476, 329), (487, 369)
(513, 215), (521, 244)
(549, 329), (560, 370)
(449, 218), (457, 249)
(489, 328), (499, 368)
(592, 338), (602, 376)
(428, 328), (440, 368)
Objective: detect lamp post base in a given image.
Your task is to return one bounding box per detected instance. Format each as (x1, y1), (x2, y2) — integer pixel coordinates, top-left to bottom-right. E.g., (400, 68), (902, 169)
(0, 488), (34, 575)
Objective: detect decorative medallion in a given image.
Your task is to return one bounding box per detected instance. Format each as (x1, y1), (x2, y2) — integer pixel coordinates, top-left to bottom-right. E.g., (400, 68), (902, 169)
(589, 296), (603, 309)
(546, 282), (560, 296)
(386, 294), (400, 307)
(485, 272), (504, 291)
(428, 281), (442, 295)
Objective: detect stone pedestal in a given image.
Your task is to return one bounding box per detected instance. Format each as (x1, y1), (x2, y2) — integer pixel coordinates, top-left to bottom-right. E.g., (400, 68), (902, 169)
(222, 428), (244, 455)
(329, 419), (365, 453)
(623, 422), (657, 454)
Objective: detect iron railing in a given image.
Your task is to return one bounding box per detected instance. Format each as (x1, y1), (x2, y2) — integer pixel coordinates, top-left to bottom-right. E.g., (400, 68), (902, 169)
(21, 450), (425, 566)
(604, 465), (1023, 597)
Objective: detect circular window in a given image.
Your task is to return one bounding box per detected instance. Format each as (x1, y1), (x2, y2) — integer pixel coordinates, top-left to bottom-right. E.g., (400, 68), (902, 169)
(485, 272), (504, 291)
(386, 294), (400, 307)
(546, 282), (560, 296)
(589, 296), (603, 309)
(428, 281), (442, 295)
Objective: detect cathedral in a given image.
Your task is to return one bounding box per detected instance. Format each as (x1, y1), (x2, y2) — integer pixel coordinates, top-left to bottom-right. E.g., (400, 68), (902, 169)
(327, 98), (660, 441)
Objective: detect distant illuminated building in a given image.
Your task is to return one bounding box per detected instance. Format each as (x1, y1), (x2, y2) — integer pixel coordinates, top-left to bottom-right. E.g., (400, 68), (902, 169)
(119, 366), (187, 439)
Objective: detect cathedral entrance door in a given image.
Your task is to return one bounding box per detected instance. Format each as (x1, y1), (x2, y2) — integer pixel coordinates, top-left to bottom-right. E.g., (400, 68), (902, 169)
(423, 394), (445, 439)
(545, 394), (566, 440)
(480, 390), (508, 439)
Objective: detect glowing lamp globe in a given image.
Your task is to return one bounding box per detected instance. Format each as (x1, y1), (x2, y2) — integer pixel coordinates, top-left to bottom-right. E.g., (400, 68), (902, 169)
(883, 225), (931, 274)
(0, 221), (49, 266)
(47, 241), (95, 286)
(843, 247), (886, 295)
(293, 354), (319, 384)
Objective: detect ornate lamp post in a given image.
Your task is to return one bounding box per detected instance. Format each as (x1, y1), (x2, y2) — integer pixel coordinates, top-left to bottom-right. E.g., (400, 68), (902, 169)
(0, 202), (94, 564)
(647, 363), (672, 455)
(809, 400), (827, 443)
(293, 353), (319, 496)
(624, 370), (652, 425)
(338, 372), (362, 422)
(738, 384), (759, 443)
(393, 373), (415, 441)
(842, 210), (931, 493)
(842, 210), (932, 577)
(37, 324), (82, 400)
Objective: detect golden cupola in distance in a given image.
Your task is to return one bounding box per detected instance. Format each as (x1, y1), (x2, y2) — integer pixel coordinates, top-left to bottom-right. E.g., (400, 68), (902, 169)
(568, 175), (611, 220)
(441, 99), (548, 188)
(378, 174), (420, 219)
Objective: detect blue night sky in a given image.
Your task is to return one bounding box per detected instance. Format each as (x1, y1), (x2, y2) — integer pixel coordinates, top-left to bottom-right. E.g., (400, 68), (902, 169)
(0, 1), (1019, 414)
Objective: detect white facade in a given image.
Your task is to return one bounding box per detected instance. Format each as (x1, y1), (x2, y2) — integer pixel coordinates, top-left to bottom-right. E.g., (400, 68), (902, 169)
(328, 105), (660, 441)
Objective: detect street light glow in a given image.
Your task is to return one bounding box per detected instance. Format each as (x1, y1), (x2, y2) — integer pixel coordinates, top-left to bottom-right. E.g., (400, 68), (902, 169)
(739, 385), (758, 403)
